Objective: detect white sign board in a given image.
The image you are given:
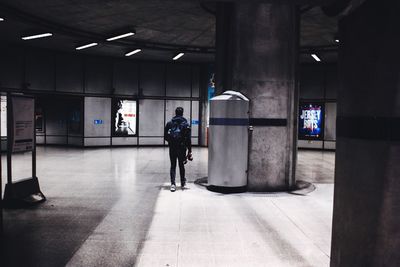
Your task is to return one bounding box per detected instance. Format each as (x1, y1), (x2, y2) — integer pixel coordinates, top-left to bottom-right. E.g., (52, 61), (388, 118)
(1, 96), (6, 137)
(12, 96), (34, 152)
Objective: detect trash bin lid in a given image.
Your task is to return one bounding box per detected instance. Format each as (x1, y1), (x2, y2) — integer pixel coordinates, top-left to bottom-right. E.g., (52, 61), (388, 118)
(211, 90), (249, 101)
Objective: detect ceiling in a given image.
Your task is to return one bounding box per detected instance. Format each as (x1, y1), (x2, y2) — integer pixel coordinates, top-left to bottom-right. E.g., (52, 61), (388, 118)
(0, 0), (338, 63)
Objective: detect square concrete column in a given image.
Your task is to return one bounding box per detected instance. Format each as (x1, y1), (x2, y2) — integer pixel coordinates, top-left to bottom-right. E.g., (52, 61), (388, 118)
(216, 3), (298, 191)
(331, 1), (400, 266)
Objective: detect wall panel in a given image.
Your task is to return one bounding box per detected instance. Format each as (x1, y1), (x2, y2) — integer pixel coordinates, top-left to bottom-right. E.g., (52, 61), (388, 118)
(45, 104), (67, 136)
(113, 60), (138, 96)
(191, 66), (200, 97)
(112, 137), (138, 146)
(325, 102), (337, 141)
(138, 99), (164, 136)
(68, 136), (83, 146)
(84, 137), (110, 146)
(165, 100), (191, 123)
(56, 54), (84, 93)
(298, 140), (323, 149)
(191, 137), (199, 146)
(85, 57), (112, 94)
(84, 97), (111, 137)
(166, 64), (191, 97)
(324, 141), (336, 150)
(36, 135), (45, 145)
(46, 136), (67, 145)
(299, 65), (324, 99)
(0, 46), (23, 89)
(25, 49), (55, 91)
(139, 137), (164, 145)
(140, 63), (165, 96)
(325, 65), (339, 99)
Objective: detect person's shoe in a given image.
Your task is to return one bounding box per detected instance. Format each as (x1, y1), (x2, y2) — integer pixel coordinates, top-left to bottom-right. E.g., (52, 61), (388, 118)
(181, 180), (186, 189)
(170, 184), (176, 192)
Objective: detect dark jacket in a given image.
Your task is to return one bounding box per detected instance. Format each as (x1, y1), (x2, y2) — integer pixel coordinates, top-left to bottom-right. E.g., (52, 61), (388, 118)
(164, 116), (192, 152)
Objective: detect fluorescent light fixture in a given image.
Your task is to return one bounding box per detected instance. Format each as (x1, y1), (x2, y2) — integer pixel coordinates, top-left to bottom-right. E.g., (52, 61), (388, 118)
(22, 33), (52, 40)
(125, 49), (141, 56)
(0, 18), (4, 22)
(173, 52), (184, 61)
(76, 42), (98, 50)
(311, 54), (321, 62)
(335, 39), (340, 43)
(107, 32), (135, 41)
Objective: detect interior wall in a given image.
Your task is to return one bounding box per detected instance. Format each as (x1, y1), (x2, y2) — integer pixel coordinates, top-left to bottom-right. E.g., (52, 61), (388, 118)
(25, 49), (55, 91)
(44, 99), (68, 145)
(84, 97), (111, 146)
(0, 45), (335, 150)
(113, 60), (139, 96)
(35, 96), (84, 146)
(0, 44), (206, 147)
(140, 63), (165, 96)
(298, 63), (338, 150)
(138, 99), (165, 145)
(166, 65), (191, 97)
(56, 53), (84, 93)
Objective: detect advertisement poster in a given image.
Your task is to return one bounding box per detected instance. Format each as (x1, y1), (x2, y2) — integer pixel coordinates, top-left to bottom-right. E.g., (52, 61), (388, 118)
(112, 99), (137, 136)
(299, 103), (324, 140)
(12, 96), (34, 152)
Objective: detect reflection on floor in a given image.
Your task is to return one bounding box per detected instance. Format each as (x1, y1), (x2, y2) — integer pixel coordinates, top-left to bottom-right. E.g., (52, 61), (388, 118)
(1, 147), (334, 267)
(297, 150), (335, 184)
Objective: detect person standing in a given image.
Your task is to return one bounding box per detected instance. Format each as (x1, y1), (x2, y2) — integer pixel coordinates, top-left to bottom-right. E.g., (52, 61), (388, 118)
(164, 107), (192, 192)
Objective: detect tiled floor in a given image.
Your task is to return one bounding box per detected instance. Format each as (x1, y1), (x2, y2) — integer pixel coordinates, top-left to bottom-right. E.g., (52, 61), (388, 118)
(0, 147), (334, 267)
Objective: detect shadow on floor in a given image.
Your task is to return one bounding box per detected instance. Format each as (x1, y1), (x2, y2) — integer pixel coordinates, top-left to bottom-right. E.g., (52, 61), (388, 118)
(0, 184), (162, 267)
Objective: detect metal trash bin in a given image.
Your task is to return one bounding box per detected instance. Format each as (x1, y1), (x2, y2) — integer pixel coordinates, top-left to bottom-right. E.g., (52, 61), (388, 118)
(208, 90), (249, 192)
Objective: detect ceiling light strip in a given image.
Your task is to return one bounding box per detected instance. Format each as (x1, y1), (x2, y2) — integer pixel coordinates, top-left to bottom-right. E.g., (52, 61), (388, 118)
(311, 54), (321, 62)
(76, 43), (98, 50)
(0, 18), (4, 22)
(173, 52), (185, 61)
(107, 32), (135, 41)
(22, 33), (53, 40)
(125, 49), (141, 56)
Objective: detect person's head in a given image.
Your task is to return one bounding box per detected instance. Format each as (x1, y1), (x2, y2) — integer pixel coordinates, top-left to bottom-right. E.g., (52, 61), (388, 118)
(175, 107), (184, 116)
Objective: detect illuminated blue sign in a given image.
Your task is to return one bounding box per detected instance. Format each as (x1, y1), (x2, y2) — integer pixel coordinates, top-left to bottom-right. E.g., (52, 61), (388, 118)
(192, 120), (199, 125)
(298, 103), (324, 140)
(94, 119), (103, 125)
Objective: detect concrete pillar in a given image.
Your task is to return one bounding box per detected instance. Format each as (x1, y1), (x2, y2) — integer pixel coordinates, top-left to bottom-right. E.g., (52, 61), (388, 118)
(215, 3), (298, 191)
(331, 1), (400, 266)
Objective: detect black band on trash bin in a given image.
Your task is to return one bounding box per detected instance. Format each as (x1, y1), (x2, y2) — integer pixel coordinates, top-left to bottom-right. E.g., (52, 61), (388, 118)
(209, 118), (249, 126)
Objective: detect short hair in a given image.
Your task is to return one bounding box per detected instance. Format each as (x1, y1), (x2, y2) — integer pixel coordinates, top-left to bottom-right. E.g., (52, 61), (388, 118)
(175, 107), (184, 116)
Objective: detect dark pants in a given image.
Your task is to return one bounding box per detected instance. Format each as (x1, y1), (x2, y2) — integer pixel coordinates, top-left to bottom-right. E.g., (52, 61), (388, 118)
(169, 145), (186, 185)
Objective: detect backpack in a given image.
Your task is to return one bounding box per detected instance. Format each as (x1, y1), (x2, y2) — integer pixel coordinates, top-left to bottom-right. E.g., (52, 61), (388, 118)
(169, 120), (187, 143)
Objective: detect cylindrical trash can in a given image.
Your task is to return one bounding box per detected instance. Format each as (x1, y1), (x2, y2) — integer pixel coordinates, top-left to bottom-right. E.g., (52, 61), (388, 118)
(208, 91), (249, 192)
